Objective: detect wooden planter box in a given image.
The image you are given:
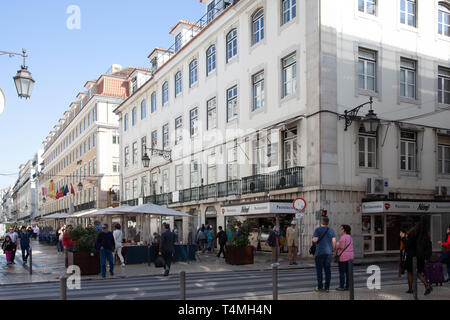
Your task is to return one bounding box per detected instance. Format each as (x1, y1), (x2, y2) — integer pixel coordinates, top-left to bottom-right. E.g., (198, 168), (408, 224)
(68, 251), (100, 275)
(225, 245), (254, 265)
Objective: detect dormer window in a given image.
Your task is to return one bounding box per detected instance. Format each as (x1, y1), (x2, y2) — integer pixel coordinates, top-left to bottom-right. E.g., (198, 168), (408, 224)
(207, 1), (216, 23)
(88, 89), (92, 99)
(151, 57), (158, 73)
(175, 33), (182, 52)
(131, 76), (138, 93)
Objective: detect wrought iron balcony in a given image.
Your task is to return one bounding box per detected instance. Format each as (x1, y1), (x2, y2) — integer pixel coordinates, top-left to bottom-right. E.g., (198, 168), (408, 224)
(242, 167), (303, 195)
(74, 201), (96, 213)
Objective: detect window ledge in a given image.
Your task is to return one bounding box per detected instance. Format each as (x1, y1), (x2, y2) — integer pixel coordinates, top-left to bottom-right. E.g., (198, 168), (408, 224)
(437, 34), (450, 43)
(189, 82), (199, 91)
(399, 171), (419, 177)
(356, 12), (378, 22)
(437, 174), (450, 179)
(437, 103), (450, 110)
(281, 93), (297, 104)
(280, 17), (297, 32)
(207, 70), (217, 78)
(358, 89), (379, 99)
(399, 96), (420, 105)
(399, 24), (418, 34)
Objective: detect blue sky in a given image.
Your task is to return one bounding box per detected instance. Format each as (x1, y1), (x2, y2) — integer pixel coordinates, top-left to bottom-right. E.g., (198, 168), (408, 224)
(0, 0), (204, 188)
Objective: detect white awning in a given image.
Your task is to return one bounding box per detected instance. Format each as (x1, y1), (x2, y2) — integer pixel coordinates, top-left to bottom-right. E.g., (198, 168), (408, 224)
(361, 201), (450, 214)
(41, 212), (70, 219)
(71, 209), (98, 218)
(88, 204), (189, 217)
(221, 201), (297, 217)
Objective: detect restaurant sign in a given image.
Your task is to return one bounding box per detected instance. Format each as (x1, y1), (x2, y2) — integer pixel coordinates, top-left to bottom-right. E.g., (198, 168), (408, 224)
(221, 202), (297, 217)
(362, 201), (450, 214)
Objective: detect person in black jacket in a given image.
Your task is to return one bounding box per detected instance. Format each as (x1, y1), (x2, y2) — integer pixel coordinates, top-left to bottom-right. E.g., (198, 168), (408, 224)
(268, 226), (280, 263)
(159, 223), (175, 276)
(95, 224), (116, 278)
(216, 226), (227, 258)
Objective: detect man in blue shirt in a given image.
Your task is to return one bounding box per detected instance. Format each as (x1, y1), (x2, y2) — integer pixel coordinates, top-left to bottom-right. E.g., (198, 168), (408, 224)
(312, 216), (336, 292)
(18, 226), (32, 266)
(95, 224), (115, 278)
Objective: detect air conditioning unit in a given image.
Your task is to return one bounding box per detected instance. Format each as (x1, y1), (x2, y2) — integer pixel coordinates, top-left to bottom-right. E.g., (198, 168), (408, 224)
(367, 178), (389, 195)
(435, 186), (448, 197)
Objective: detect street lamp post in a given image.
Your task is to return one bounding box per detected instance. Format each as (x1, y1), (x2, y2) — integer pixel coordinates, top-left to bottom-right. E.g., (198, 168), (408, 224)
(342, 97), (380, 133)
(0, 49), (35, 99)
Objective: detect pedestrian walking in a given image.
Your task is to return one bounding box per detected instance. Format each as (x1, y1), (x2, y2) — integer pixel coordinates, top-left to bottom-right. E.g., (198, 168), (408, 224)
(113, 224), (125, 267)
(206, 226), (214, 253)
(404, 223), (433, 295)
(5, 227), (18, 264)
(2, 235), (15, 265)
(32, 226), (38, 240)
(18, 226), (32, 266)
(399, 229), (408, 278)
(335, 225), (354, 291)
(437, 225), (450, 282)
(95, 224), (116, 278)
(159, 223), (175, 276)
(56, 227), (64, 254)
(197, 226), (207, 253)
(312, 216), (336, 292)
(286, 221), (299, 265)
(267, 226), (280, 264)
(216, 226), (227, 258)
(62, 225), (74, 268)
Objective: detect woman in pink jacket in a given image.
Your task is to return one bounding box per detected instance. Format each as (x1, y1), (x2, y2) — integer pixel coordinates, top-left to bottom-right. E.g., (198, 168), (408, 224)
(336, 225), (354, 291)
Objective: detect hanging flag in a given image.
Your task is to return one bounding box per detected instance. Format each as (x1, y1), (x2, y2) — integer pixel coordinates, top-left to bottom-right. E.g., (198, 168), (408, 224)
(64, 185), (69, 196)
(70, 184), (75, 195)
(42, 187), (46, 196)
(49, 181), (54, 198)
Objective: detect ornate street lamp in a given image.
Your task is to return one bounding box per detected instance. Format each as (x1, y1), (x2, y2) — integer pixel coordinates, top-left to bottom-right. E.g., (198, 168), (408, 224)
(142, 153), (151, 168)
(342, 97), (380, 133)
(77, 182), (83, 192)
(1, 49), (35, 99)
(141, 148), (172, 168)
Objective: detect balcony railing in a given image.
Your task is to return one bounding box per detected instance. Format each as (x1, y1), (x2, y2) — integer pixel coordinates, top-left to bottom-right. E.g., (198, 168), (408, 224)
(120, 199), (138, 206)
(74, 201), (96, 213)
(138, 166), (303, 207)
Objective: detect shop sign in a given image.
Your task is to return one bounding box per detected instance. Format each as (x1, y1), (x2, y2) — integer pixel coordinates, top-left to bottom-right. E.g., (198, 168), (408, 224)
(362, 201), (450, 214)
(221, 202), (297, 216)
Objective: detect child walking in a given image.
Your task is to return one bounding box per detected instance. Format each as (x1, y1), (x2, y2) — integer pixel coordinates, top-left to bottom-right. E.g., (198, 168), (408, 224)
(2, 235), (15, 265)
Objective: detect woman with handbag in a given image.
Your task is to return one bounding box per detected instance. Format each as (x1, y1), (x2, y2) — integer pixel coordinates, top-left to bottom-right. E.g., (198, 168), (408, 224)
(335, 225), (354, 291)
(437, 225), (450, 282)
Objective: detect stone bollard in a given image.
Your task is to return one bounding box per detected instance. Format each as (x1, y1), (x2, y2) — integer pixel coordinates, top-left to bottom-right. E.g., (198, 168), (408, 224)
(60, 275), (67, 300)
(272, 263), (279, 300)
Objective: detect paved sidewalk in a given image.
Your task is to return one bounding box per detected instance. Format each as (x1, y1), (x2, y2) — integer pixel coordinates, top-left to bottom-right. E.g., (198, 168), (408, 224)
(243, 284), (450, 300)
(0, 239), (399, 285)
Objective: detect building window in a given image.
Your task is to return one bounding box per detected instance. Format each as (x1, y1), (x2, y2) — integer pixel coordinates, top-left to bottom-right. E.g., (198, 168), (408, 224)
(227, 147), (238, 180)
(93, 105), (97, 121)
(207, 45), (216, 76)
(282, 0), (297, 25)
(141, 136), (147, 158)
(141, 100), (146, 120)
(132, 107), (137, 126)
(190, 108), (199, 137)
(400, 58), (416, 99)
(151, 92), (157, 113)
(125, 182), (130, 200)
(162, 169), (169, 193)
(124, 113), (129, 132)
(113, 157), (120, 173)
(132, 142), (138, 164)
(438, 144), (450, 174)
(400, 131), (417, 171)
(438, 4), (450, 37)
(252, 71), (265, 111)
(226, 29), (238, 62)
(87, 113), (91, 127)
(227, 86), (238, 122)
(175, 165), (183, 191)
(252, 9), (264, 45)
(358, 48), (377, 92)
(175, 33), (182, 52)
(92, 158), (96, 175)
(190, 160), (199, 187)
(131, 77), (138, 93)
(175, 117), (183, 145)
(400, 0), (416, 27)
(88, 136), (91, 151)
(358, 0), (376, 15)
(189, 59), (198, 87)
(207, 97), (217, 130)
(282, 53), (297, 98)
(151, 131), (158, 149)
(207, 154), (217, 184)
(162, 124), (169, 150)
(207, 0), (216, 23)
(92, 133), (96, 147)
(141, 175), (148, 197)
(252, 136), (264, 175)
(88, 161), (91, 176)
(438, 66), (450, 105)
(359, 131), (377, 168)
(132, 179), (138, 199)
(162, 82), (169, 105)
(283, 128), (298, 169)
(175, 71), (182, 96)
(124, 146), (129, 168)
(112, 131), (119, 144)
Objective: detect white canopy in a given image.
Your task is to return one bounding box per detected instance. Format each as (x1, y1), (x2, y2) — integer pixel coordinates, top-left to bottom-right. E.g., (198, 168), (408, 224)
(41, 212), (70, 219)
(71, 209), (98, 218)
(89, 204), (189, 217)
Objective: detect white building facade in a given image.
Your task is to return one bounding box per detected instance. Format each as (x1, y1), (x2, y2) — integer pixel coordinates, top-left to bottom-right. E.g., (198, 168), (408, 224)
(115, 0), (450, 256)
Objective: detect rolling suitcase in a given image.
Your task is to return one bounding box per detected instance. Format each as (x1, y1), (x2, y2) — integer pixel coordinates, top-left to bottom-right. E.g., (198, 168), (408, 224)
(424, 261), (445, 286)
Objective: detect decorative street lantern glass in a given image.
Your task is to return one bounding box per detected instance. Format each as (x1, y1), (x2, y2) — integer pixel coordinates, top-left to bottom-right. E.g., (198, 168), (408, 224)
(13, 65), (35, 99)
(77, 182), (83, 192)
(363, 109), (380, 133)
(142, 153), (150, 168)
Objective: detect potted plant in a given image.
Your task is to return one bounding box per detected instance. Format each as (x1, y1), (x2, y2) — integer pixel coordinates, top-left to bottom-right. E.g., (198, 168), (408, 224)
(67, 226), (101, 275)
(225, 219), (257, 265)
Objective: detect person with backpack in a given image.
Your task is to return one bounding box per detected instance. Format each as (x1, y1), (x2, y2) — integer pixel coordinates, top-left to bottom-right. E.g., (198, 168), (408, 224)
(405, 223), (432, 295)
(197, 225), (207, 253)
(216, 226), (228, 258)
(335, 225), (354, 291)
(2, 235), (15, 265)
(267, 225), (280, 263)
(311, 216), (336, 292)
(437, 225), (450, 282)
